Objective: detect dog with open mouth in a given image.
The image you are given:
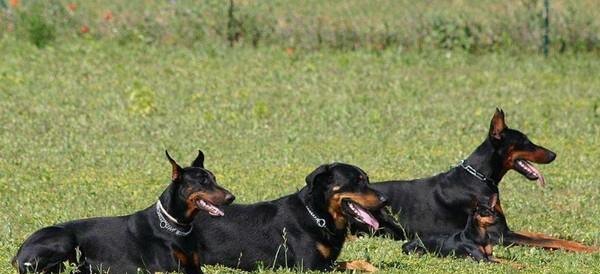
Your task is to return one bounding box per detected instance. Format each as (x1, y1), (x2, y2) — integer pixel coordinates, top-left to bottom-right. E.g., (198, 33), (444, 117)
(360, 108), (597, 252)
(12, 150), (234, 274)
(193, 162), (387, 271)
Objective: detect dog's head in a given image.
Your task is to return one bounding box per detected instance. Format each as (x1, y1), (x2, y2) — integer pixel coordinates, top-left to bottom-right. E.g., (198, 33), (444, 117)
(488, 108), (556, 187)
(166, 150), (235, 219)
(306, 163), (387, 230)
(473, 194), (498, 228)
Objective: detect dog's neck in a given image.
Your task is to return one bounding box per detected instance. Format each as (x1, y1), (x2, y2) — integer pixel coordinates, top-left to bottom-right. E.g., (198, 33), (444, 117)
(158, 184), (194, 225)
(462, 138), (508, 185)
(298, 188), (346, 237)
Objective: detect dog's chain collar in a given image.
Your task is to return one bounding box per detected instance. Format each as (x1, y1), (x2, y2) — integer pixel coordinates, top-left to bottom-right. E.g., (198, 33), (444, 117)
(156, 200), (193, 237)
(305, 205), (327, 228)
(458, 160), (496, 185)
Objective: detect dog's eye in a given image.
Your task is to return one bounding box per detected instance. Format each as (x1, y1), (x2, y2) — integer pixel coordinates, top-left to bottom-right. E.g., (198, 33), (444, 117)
(357, 175), (369, 183)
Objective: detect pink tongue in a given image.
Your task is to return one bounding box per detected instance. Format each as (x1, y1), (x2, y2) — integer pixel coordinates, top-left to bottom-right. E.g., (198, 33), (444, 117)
(351, 204), (379, 230)
(523, 161), (546, 188)
(197, 200), (225, 216)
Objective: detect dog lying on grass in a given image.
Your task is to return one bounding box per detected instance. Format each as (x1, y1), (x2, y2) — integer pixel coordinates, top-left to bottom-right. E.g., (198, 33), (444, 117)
(13, 150), (234, 274)
(194, 162), (387, 271)
(364, 109), (596, 252)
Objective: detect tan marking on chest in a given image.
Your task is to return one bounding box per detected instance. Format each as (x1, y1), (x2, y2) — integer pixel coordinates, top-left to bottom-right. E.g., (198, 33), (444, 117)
(193, 252), (201, 267)
(484, 244), (493, 255)
(173, 250), (189, 266)
(478, 246), (486, 254)
(316, 242), (332, 258)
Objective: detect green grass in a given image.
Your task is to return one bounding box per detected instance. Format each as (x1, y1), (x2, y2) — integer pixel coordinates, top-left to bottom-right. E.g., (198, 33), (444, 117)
(0, 38), (599, 273)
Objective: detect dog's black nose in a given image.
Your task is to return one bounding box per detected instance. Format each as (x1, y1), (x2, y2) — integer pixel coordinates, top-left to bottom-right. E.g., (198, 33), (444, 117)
(224, 193), (235, 204)
(547, 151), (556, 162)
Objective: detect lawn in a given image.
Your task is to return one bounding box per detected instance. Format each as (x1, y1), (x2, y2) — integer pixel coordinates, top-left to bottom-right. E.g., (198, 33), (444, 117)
(0, 38), (599, 273)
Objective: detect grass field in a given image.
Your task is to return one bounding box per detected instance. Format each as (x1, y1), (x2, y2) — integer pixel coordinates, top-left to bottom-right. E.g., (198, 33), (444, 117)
(1, 38), (599, 273)
(2, 0), (599, 53)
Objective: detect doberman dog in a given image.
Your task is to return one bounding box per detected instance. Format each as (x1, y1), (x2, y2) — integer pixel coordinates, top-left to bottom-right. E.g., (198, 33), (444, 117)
(402, 194), (499, 263)
(363, 109), (597, 252)
(12, 150), (235, 274)
(193, 163), (387, 271)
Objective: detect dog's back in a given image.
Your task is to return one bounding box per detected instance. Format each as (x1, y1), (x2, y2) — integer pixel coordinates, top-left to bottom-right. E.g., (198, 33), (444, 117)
(197, 192), (338, 271)
(370, 171), (465, 238)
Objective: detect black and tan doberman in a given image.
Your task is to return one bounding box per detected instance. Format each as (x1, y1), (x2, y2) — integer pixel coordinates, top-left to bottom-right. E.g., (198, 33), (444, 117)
(363, 109), (597, 253)
(194, 163), (387, 271)
(13, 150), (235, 273)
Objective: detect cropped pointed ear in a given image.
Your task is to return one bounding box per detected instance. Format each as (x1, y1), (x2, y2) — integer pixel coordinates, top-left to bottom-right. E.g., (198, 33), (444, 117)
(191, 150), (205, 168)
(165, 150), (183, 182)
(489, 108), (506, 140)
(489, 193), (498, 209)
(305, 164), (330, 192)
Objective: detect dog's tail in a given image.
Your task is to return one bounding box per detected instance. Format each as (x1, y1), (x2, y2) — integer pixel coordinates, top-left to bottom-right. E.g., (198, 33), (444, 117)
(502, 231), (598, 253)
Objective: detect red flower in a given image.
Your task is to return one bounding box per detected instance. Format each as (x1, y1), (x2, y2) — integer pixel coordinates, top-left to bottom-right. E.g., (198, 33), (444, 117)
(9, 0), (20, 7)
(80, 25), (89, 34)
(67, 3), (77, 12)
(103, 11), (113, 22)
(286, 47), (295, 55)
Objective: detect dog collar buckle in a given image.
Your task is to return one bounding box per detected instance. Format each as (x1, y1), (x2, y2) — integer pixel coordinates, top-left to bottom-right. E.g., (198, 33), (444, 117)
(315, 218), (326, 228)
(305, 205), (327, 228)
(458, 160), (496, 185)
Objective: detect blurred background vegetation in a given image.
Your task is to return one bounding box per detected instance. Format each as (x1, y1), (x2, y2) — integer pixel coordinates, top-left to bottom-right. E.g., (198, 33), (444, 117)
(0, 0), (598, 53)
